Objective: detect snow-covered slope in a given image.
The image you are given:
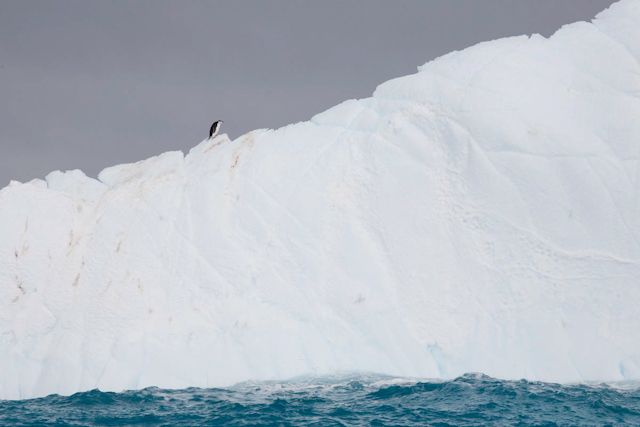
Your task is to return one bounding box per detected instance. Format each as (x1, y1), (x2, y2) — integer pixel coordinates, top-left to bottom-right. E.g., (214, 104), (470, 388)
(2, 0), (640, 400)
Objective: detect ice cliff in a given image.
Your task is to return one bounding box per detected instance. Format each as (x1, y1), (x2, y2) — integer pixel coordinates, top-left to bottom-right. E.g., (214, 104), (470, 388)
(1, 0), (640, 400)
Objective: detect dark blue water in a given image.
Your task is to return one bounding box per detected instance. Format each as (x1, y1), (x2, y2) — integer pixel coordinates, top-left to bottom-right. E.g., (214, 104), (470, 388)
(2, 373), (639, 426)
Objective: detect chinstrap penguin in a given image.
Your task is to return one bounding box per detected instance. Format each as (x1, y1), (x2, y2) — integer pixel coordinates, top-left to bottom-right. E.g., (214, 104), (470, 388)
(209, 120), (224, 139)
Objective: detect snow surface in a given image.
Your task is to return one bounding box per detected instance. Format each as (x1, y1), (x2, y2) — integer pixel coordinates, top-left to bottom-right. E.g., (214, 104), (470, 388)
(2, 0), (640, 400)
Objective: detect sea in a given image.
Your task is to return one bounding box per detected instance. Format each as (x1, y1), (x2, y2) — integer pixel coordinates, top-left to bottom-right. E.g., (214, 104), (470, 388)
(1, 373), (639, 426)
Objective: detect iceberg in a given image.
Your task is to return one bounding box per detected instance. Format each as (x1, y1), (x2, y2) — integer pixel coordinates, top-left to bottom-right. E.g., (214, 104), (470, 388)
(1, 0), (640, 400)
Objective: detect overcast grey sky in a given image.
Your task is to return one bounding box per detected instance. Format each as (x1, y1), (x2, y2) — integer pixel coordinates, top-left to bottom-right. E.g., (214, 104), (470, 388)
(0, 0), (615, 186)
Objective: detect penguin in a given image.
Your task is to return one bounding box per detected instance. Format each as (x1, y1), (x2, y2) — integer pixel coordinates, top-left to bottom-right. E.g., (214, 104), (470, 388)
(209, 120), (224, 139)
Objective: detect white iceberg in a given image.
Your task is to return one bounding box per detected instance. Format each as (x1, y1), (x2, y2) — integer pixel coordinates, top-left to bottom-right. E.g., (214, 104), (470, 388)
(1, 0), (639, 400)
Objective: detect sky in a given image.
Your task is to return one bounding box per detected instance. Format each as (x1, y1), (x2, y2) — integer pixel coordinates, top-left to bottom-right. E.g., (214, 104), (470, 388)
(0, 0), (616, 187)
